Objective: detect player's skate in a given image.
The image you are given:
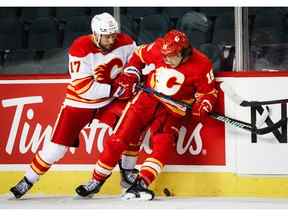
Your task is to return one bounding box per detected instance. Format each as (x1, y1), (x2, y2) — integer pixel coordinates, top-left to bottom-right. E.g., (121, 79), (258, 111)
(10, 177), (33, 199)
(75, 179), (106, 198)
(122, 176), (155, 201)
(118, 160), (138, 191)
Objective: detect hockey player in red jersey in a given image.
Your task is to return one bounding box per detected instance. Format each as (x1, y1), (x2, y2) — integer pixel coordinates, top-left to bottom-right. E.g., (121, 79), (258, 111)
(10, 12), (140, 199)
(75, 29), (218, 200)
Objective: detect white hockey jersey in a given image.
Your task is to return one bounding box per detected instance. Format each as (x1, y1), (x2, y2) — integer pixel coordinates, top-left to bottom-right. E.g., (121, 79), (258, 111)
(64, 33), (137, 109)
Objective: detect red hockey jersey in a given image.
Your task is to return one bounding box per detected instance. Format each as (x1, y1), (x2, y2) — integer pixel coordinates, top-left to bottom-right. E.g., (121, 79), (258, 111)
(126, 38), (218, 116)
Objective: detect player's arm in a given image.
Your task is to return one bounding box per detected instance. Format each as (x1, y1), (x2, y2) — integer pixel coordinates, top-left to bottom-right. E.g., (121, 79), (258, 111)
(191, 63), (218, 120)
(125, 41), (138, 63)
(124, 42), (156, 78)
(112, 43), (155, 100)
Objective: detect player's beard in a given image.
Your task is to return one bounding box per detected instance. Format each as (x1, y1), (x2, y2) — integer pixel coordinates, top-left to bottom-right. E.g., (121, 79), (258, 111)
(99, 43), (113, 51)
(92, 34), (114, 52)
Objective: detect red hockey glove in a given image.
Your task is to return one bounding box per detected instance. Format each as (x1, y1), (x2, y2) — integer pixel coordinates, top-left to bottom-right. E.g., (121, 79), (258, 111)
(191, 99), (213, 122)
(110, 83), (125, 98)
(112, 72), (139, 100)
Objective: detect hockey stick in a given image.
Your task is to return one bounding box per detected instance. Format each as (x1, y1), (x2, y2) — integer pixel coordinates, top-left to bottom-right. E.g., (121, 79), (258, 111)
(220, 82), (288, 106)
(137, 84), (286, 135)
(220, 82), (270, 127)
(209, 112), (284, 135)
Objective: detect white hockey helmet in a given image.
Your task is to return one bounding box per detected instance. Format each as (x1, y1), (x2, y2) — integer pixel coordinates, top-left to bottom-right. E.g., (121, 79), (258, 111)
(91, 12), (119, 35)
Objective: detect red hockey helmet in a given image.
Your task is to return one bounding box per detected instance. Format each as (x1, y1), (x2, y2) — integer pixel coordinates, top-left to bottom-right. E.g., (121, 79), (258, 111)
(160, 30), (190, 57)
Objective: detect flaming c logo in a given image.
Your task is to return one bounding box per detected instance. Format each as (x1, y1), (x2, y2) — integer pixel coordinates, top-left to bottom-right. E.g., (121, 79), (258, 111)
(94, 58), (123, 83)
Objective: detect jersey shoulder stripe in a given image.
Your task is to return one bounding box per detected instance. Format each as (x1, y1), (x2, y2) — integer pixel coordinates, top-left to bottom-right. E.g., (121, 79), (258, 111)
(113, 33), (135, 48)
(68, 35), (100, 57)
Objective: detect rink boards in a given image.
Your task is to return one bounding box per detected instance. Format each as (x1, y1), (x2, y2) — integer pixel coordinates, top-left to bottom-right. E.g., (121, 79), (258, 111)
(2, 170), (288, 198)
(1, 72), (288, 197)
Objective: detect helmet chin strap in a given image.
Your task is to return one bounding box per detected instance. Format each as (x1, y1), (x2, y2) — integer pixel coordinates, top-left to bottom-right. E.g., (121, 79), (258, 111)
(179, 55), (187, 66)
(179, 47), (192, 65)
(92, 33), (102, 48)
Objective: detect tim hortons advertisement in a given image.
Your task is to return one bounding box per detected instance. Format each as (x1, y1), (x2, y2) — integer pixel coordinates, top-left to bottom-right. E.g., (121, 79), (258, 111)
(0, 76), (225, 166)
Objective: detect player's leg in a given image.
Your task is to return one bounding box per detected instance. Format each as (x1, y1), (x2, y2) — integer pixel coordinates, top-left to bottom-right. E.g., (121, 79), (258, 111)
(75, 106), (145, 197)
(10, 106), (96, 199)
(92, 100), (141, 191)
(123, 133), (174, 201)
(75, 93), (157, 197)
(123, 111), (181, 200)
(119, 139), (141, 191)
(116, 93), (163, 188)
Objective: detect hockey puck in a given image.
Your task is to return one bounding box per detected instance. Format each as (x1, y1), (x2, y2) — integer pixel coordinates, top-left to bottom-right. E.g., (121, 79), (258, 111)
(163, 188), (172, 197)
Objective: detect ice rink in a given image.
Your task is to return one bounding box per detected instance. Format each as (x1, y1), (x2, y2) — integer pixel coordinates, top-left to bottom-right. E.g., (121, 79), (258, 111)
(1, 194), (288, 209)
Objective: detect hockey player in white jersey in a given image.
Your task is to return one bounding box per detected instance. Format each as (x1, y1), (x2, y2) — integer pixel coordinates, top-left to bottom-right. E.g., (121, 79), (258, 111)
(10, 12), (139, 199)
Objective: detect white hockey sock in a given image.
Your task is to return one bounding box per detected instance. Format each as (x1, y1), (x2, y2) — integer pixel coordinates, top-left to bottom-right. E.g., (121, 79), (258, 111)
(39, 142), (68, 165)
(121, 154), (137, 170)
(25, 167), (40, 184)
(25, 142), (68, 184)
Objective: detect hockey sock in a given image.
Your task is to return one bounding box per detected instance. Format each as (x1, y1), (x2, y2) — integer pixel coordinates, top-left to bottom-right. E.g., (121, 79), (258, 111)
(139, 157), (164, 185)
(25, 142), (68, 184)
(92, 160), (113, 182)
(26, 153), (52, 184)
(121, 151), (138, 170)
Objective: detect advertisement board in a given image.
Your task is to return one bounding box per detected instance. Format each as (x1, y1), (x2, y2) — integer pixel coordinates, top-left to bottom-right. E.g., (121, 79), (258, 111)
(0, 75), (225, 170)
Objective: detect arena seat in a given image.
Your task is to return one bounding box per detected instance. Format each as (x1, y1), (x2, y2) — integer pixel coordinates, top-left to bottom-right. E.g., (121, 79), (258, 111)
(62, 16), (90, 48)
(137, 14), (169, 44)
(20, 7), (54, 23)
(0, 18), (24, 50)
(27, 17), (59, 50)
(55, 7), (88, 20)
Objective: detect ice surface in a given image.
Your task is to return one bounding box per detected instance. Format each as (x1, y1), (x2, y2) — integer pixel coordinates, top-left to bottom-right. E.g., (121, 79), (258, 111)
(1, 194), (288, 209)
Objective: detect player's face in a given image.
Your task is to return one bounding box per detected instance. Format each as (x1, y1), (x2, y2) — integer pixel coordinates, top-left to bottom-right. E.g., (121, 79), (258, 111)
(163, 53), (183, 68)
(99, 33), (117, 50)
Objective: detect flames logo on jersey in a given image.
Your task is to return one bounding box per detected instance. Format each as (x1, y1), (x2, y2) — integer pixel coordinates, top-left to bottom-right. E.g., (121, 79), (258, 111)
(150, 67), (185, 96)
(94, 58), (123, 84)
(67, 58), (124, 101)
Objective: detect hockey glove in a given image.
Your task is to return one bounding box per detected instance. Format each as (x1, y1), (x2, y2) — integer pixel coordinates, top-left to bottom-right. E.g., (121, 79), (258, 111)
(112, 72), (139, 100)
(191, 99), (213, 122)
